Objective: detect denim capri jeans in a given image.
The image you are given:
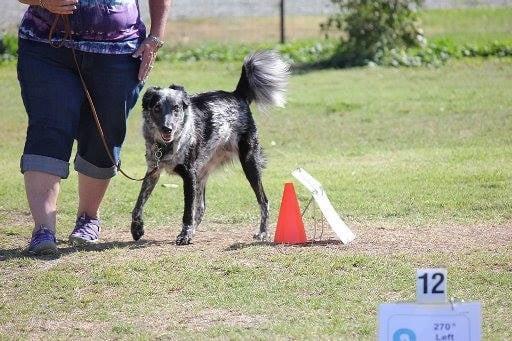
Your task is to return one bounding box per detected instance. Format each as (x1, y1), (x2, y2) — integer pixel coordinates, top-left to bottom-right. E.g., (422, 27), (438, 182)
(17, 38), (144, 179)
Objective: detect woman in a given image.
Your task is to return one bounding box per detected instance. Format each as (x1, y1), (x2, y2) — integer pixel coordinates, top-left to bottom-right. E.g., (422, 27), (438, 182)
(17, 0), (171, 255)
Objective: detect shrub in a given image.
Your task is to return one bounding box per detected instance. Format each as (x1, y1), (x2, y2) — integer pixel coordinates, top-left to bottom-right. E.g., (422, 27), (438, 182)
(158, 39), (339, 65)
(0, 34), (18, 61)
(321, 0), (426, 66)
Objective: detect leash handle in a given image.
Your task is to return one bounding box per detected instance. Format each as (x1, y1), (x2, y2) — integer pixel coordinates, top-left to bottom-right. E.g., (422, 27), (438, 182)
(48, 14), (158, 181)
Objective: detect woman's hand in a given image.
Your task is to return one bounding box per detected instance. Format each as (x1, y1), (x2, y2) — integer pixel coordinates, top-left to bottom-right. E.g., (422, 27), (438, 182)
(132, 36), (163, 82)
(39, 0), (78, 15)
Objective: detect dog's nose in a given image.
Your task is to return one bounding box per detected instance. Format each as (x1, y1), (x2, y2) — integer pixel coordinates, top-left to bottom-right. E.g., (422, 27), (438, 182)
(161, 126), (172, 134)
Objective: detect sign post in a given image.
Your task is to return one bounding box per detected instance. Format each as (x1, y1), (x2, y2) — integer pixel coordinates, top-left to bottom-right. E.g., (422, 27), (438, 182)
(378, 268), (481, 341)
(416, 268), (448, 304)
(292, 168), (355, 244)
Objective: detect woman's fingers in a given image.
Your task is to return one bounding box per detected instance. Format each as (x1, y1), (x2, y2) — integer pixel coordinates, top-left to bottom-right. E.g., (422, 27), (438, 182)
(52, 0), (78, 6)
(44, 0), (78, 14)
(135, 40), (158, 82)
(53, 5), (76, 14)
(132, 45), (144, 59)
(139, 47), (155, 82)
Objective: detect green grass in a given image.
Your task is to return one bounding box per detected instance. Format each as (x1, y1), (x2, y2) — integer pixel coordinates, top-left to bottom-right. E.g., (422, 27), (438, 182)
(421, 7), (512, 45)
(2, 58), (511, 227)
(1, 6), (512, 339)
(1, 243), (511, 338)
(159, 6), (512, 47)
(2, 6), (511, 47)
(1, 57), (511, 339)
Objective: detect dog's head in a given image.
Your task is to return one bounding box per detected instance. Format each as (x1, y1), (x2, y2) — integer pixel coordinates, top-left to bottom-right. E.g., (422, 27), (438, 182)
(142, 85), (191, 143)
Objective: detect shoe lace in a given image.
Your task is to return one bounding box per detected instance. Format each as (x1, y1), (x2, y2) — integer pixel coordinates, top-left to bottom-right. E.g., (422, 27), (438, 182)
(31, 226), (56, 244)
(73, 214), (100, 238)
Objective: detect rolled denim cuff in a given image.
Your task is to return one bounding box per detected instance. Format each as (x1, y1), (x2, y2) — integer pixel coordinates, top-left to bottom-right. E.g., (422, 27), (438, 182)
(74, 154), (117, 180)
(20, 154), (70, 179)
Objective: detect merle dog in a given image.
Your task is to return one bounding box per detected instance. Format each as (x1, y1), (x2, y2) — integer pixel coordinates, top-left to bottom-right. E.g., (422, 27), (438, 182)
(130, 51), (290, 245)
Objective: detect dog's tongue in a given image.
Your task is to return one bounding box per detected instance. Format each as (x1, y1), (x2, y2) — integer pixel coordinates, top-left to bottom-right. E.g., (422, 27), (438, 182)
(161, 132), (172, 142)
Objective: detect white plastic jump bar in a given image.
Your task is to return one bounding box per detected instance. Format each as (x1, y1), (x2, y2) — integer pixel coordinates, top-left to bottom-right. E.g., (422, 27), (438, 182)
(292, 168), (355, 244)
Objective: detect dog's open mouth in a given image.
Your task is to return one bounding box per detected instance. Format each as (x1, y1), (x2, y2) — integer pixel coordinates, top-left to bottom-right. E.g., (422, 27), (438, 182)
(161, 132), (173, 143)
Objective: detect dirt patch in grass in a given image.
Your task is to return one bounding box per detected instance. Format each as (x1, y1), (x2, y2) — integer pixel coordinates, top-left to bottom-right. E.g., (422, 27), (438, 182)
(185, 308), (266, 331)
(1, 215), (511, 339)
(175, 219), (512, 256)
(0, 209), (33, 229)
(23, 318), (110, 339)
(216, 220), (512, 256)
(348, 221), (512, 255)
(1, 217), (511, 261)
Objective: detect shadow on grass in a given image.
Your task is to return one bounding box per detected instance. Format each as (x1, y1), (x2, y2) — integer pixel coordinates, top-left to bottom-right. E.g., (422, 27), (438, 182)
(225, 238), (343, 251)
(0, 238), (168, 261)
(291, 58), (341, 75)
(290, 49), (366, 75)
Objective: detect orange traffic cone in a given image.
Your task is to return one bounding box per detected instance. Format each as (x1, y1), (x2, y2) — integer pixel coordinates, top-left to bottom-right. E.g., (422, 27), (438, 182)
(274, 182), (307, 244)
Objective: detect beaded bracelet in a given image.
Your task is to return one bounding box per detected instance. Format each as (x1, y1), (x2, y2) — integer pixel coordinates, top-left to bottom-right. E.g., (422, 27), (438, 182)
(39, 0), (47, 9)
(148, 35), (164, 49)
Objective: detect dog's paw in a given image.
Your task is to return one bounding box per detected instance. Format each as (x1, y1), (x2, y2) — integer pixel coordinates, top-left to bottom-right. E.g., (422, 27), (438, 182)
(131, 220), (145, 241)
(175, 233), (192, 245)
(253, 231), (268, 241)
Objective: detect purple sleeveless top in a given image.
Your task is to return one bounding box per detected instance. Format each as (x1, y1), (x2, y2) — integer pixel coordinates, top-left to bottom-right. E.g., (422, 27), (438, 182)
(19, 0), (146, 54)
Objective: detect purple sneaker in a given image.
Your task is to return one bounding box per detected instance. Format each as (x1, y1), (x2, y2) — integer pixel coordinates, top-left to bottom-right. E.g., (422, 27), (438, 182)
(28, 226), (58, 255)
(69, 213), (101, 245)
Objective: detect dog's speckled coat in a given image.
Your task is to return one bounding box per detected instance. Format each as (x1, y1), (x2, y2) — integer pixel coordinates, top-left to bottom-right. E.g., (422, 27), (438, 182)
(131, 51), (290, 245)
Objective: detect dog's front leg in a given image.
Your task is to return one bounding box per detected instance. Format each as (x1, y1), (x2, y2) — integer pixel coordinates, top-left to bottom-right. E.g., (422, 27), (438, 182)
(131, 169), (161, 241)
(194, 176), (208, 227)
(174, 164), (196, 245)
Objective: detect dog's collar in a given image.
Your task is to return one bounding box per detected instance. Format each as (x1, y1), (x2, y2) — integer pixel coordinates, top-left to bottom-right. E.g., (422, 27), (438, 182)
(155, 141), (174, 157)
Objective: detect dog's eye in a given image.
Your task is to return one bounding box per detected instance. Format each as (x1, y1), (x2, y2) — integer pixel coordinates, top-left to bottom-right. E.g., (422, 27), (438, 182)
(172, 105), (179, 111)
(153, 104), (161, 112)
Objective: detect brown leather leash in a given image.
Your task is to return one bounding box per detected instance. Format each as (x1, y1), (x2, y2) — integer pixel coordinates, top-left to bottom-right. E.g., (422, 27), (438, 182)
(48, 14), (159, 181)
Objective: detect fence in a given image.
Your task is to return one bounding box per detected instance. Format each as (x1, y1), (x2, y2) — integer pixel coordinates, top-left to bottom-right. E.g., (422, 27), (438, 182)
(154, 0), (512, 46)
(154, 0), (336, 46)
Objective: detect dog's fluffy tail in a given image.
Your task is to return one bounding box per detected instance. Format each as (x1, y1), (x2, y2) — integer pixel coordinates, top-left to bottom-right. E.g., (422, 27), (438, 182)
(235, 50), (290, 110)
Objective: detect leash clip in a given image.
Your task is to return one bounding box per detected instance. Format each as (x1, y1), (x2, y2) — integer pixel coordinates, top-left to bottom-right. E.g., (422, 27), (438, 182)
(153, 144), (163, 168)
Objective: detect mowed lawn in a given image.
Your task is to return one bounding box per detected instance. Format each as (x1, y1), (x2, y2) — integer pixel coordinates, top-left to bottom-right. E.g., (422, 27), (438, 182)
(1, 56), (511, 338)
(163, 6), (512, 46)
(1, 5), (512, 337)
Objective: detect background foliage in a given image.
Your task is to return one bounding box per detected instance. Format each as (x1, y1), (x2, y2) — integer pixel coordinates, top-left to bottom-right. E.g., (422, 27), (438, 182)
(321, 0), (426, 66)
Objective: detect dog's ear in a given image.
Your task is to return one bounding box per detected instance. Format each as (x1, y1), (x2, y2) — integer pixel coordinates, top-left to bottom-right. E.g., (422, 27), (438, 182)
(142, 86), (161, 110)
(170, 84), (191, 109)
(169, 84), (185, 92)
(182, 93), (191, 109)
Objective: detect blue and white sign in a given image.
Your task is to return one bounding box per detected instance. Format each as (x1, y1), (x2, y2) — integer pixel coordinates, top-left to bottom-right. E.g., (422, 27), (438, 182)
(378, 269), (481, 340)
(378, 302), (481, 341)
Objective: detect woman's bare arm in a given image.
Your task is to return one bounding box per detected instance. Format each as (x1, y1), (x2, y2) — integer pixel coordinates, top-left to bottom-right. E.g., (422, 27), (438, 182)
(133, 0), (172, 82)
(148, 0), (172, 39)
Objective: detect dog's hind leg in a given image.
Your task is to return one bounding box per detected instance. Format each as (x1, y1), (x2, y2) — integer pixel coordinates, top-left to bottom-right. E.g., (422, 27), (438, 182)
(238, 137), (269, 241)
(131, 170), (161, 241)
(174, 164), (197, 245)
(194, 176), (208, 227)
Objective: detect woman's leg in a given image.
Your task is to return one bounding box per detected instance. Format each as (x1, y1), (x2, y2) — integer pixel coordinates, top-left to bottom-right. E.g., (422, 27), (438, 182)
(74, 52), (142, 218)
(77, 173), (110, 219)
(17, 39), (83, 253)
(69, 173), (108, 245)
(70, 53), (142, 244)
(24, 171), (60, 234)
